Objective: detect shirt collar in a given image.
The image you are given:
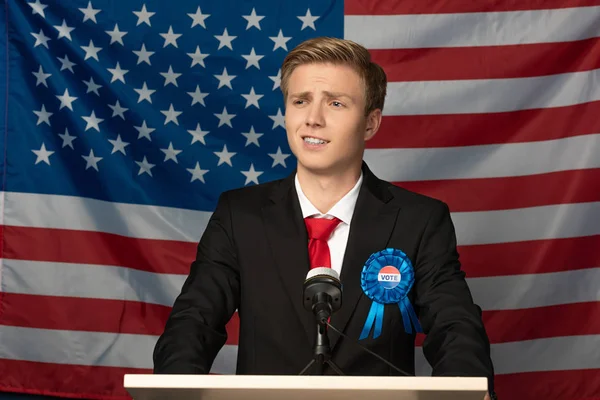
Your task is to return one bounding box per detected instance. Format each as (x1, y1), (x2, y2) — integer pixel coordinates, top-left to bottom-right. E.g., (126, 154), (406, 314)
(295, 171), (363, 225)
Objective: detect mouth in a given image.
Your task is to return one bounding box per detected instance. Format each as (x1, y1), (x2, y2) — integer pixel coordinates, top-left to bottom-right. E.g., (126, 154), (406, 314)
(302, 136), (330, 145)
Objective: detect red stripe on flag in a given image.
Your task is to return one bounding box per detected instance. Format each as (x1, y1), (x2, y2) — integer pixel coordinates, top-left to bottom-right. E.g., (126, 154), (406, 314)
(368, 102), (600, 149)
(0, 293), (241, 345)
(0, 358), (146, 400)
(4, 293), (598, 346)
(0, 293), (171, 336)
(345, 0), (600, 14)
(414, 302), (600, 346)
(458, 235), (600, 278)
(483, 302), (600, 344)
(371, 38), (600, 81)
(394, 169), (600, 212)
(2, 226), (195, 275)
(494, 368), (600, 400)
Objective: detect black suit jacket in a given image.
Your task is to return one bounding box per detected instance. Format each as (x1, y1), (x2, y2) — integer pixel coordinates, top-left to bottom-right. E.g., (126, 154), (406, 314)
(153, 162), (495, 391)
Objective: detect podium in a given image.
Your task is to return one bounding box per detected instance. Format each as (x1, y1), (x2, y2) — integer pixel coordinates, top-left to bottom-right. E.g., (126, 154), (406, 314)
(124, 374), (488, 400)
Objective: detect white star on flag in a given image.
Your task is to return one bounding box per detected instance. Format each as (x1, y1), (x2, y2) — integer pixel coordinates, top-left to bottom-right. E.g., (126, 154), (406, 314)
(214, 107), (236, 128)
(134, 82), (155, 103)
(241, 163), (264, 185)
(32, 65), (51, 87)
(188, 123), (209, 145)
(57, 55), (76, 73)
(242, 8), (265, 30)
(161, 66), (181, 87)
(79, 1), (101, 23)
(161, 104), (182, 125)
(56, 88), (78, 111)
(81, 110), (104, 132)
(188, 6), (210, 28)
(241, 126), (263, 147)
(187, 162), (209, 183)
(135, 121), (155, 141)
(269, 29), (291, 51)
(242, 48), (264, 69)
(242, 87), (264, 109)
(33, 104), (52, 126)
(297, 9), (319, 30)
(133, 44), (154, 65)
(160, 26), (182, 48)
(83, 77), (102, 96)
(82, 149), (103, 171)
(214, 67), (236, 89)
(31, 29), (50, 48)
(81, 39), (102, 61)
(106, 24), (127, 45)
(108, 100), (128, 119)
(214, 144), (236, 166)
(136, 156), (155, 177)
(133, 5), (154, 26)
(28, 0), (48, 18)
(161, 143), (183, 163)
(32, 143), (54, 165)
(54, 19), (75, 41)
(108, 134), (129, 155)
(269, 69), (281, 90)
(269, 108), (285, 129)
(58, 128), (77, 149)
(269, 146), (291, 167)
(188, 46), (209, 68)
(215, 28), (236, 50)
(107, 62), (128, 83)
(188, 86), (209, 106)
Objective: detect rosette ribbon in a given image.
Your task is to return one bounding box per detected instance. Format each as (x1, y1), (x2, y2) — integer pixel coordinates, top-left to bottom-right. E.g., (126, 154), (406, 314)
(359, 248), (423, 340)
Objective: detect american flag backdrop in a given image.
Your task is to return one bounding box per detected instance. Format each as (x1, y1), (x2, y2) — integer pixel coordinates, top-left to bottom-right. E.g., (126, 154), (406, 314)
(0, 0), (599, 399)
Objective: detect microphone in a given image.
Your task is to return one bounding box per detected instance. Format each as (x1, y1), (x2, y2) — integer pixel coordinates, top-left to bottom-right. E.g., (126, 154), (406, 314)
(300, 267), (413, 377)
(302, 267), (342, 325)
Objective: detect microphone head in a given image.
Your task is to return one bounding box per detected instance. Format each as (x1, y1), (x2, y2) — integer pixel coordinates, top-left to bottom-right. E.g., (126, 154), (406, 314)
(305, 267), (340, 282)
(303, 267), (342, 314)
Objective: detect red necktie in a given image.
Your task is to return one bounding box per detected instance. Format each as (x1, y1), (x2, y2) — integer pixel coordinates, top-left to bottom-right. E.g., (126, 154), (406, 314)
(304, 217), (341, 269)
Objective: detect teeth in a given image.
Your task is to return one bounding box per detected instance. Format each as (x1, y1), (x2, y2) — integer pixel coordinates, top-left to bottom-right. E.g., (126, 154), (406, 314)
(304, 137), (327, 144)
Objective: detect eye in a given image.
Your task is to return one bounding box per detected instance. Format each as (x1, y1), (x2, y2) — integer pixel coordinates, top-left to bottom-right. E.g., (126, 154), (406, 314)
(293, 99), (305, 105)
(331, 101), (343, 107)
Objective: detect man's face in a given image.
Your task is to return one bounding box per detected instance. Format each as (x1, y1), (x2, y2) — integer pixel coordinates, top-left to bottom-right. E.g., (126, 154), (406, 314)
(284, 62), (380, 176)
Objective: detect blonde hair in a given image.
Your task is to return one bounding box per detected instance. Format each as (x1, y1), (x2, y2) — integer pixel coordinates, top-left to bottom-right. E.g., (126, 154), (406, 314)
(280, 37), (387, 115)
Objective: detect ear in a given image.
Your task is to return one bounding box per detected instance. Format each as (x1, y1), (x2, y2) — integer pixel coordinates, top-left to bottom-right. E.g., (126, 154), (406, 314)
(364, 108), (382, 141)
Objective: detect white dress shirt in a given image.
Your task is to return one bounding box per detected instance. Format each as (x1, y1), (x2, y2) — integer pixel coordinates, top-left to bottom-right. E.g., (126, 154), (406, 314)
(295, 172), (363, 276)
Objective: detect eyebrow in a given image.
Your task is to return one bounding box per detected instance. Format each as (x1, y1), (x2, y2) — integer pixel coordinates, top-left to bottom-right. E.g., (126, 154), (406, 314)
(290, 91), (354, 100)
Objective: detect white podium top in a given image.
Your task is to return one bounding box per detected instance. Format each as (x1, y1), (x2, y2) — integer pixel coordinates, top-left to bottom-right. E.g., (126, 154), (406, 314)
(124, 374), (488, 400)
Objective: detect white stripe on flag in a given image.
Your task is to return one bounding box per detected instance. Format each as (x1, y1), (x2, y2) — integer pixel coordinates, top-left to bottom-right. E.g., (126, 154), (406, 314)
(1, 325), (597, 376)
(4, 260), (599, 313)
(384, 69), (600, 115)
(2, 191), (211, 242)
(2, 259), (186, 307)
(468, 267), (600, 310)
(451, 201), (600, 245)
(2, 193), (598, 246)
(345, 6), (600, 49)
(365, 134), (600, 181)
(415, 334), (600, 376)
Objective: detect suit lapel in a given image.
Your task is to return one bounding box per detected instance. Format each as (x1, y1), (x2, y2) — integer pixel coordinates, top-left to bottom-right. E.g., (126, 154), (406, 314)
(261, 174), (316, 345)
(329, 164), (401, 350)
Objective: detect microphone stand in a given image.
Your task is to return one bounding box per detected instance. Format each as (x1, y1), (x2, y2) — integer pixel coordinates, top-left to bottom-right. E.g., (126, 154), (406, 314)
(299, 294), (345, 376)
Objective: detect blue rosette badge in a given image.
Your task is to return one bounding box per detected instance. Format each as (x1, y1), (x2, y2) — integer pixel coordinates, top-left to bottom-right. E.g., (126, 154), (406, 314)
(359, 248), (423, 340)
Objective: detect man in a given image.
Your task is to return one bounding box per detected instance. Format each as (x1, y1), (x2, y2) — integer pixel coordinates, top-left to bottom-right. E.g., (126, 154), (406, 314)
(153, 37), (496, 399)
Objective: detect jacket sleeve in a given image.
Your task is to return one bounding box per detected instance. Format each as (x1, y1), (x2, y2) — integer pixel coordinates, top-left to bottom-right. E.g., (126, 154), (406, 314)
(413, 200), (495, 393)
(153, 191), (240, 374)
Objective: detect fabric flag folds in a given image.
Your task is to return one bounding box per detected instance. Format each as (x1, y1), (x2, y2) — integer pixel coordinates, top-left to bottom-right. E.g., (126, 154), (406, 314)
(0, 0), (598, 399)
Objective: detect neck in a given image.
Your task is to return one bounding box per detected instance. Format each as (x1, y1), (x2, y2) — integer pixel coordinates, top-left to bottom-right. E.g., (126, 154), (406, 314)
(297, 163), (362, 214)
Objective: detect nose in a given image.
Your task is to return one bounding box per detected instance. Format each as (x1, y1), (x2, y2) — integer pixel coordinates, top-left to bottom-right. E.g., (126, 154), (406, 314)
(305, 103), (325, 127)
